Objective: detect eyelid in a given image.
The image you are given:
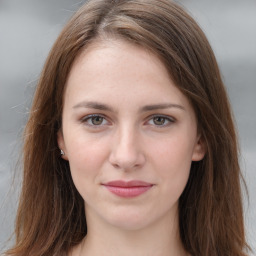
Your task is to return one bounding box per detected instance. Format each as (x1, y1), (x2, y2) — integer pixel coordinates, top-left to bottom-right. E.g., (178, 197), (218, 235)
(146, 114), (175, 126)
(80, 114), (110, 127)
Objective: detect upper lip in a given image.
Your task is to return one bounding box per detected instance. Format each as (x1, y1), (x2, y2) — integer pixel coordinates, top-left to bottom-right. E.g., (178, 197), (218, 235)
(103, 180), (153, 187)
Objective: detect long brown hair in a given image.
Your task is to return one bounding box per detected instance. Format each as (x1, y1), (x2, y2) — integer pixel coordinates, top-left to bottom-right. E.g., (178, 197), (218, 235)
(5, 0), (250, 255)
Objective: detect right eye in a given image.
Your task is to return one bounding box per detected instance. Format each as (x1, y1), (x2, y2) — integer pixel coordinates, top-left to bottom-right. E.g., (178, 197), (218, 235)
(81, 114), (108, 126)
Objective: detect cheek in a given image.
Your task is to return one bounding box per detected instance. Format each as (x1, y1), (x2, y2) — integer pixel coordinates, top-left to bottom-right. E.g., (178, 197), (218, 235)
(153, 135), (194, 167)
(65, 135), (110, 182)
(150, 135), (194, 187)
(66, 140), (109, 202)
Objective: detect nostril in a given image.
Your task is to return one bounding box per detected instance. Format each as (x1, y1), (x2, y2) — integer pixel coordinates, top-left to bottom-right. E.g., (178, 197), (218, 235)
(113, 163), (120, 169)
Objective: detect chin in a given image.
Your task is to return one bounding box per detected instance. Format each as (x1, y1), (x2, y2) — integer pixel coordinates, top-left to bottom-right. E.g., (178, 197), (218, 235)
(102, 208), (158, 231)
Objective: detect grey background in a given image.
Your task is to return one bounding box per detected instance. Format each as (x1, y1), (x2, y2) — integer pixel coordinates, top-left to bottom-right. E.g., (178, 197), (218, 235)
(0, 0), (255, 253)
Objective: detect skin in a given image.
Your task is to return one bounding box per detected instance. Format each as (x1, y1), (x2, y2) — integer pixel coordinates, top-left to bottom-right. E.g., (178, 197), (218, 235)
(58, 39), (205, 256)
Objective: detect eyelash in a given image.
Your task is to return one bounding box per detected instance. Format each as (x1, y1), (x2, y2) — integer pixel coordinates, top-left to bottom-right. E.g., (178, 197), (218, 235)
(81, 114), (109, 127)
(147, 115), (175, 127)
(80, 114), (175, 128)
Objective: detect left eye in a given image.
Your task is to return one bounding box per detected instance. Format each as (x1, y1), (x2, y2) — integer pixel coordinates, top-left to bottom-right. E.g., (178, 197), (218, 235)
(82, 115), (108, 126)
(148, 115), (174, 126)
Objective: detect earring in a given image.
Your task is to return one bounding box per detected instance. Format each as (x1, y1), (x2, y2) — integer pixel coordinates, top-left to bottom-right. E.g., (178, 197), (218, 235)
(60, 149), (65, 156)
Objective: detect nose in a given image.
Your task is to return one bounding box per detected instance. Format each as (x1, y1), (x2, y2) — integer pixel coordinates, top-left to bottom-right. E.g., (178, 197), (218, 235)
(109, 126), (146, 171)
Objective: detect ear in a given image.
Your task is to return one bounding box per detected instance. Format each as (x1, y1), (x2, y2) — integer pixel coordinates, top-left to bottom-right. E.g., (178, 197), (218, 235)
(192, 135), (206, 161)
(57, 130), (69, 161)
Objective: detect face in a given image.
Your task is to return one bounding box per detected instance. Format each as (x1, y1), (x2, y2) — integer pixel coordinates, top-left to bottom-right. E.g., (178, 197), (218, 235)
(58, 40), (205, 231)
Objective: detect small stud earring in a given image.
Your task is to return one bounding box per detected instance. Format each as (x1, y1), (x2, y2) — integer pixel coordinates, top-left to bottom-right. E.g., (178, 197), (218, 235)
(60, 149), (65, 156)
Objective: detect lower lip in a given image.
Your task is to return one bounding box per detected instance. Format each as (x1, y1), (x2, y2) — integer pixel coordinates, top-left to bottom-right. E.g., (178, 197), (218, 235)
(104, 185), (152, 198)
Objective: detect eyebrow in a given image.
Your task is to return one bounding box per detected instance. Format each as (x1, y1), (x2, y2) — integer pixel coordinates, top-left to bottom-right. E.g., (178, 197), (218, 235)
(72, 101), (185, 112)
(140, 103), (185, 112)
(73, 101), (115, 112)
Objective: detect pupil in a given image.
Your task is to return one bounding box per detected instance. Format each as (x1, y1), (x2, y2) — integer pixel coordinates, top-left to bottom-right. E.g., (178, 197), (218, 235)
(154, 117), (165, 125)
(92, 116), (103, 125)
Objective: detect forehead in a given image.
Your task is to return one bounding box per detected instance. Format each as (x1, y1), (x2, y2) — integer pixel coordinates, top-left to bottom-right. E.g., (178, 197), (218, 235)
(69, 39), (169, 83)
(64, 39), (191, 112)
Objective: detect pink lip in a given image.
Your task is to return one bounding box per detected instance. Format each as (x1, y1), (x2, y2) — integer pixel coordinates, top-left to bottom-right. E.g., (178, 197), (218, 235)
(102, 180), (153, 198)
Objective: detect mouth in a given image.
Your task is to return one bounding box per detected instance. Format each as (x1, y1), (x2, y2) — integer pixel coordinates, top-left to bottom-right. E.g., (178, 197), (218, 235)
(102, 180), (154, 198)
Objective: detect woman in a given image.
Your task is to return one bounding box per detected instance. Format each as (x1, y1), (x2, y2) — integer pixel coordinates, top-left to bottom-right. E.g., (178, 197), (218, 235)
(4, 0), (250, 255)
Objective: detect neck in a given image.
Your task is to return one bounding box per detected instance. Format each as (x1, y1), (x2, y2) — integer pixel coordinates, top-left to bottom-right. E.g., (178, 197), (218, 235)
(76, 208), (188, 256)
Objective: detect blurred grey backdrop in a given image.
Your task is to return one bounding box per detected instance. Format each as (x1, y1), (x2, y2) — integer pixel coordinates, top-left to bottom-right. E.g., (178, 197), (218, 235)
(0, 0), (255, 253)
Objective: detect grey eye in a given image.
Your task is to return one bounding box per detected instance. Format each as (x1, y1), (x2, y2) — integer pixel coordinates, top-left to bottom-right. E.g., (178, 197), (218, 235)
(153, 116), (167, 125)
(147, 115), (174, 127)
(90, 116), (104, 125)
(81, 114), (109, 127)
